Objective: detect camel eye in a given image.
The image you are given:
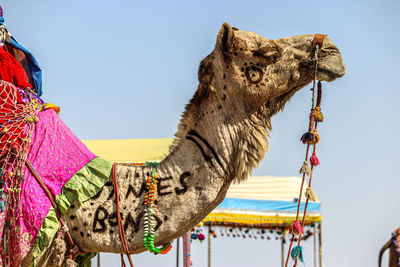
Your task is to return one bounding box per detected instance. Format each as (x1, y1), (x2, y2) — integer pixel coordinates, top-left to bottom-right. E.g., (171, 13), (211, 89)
(253, 48), (280, 64)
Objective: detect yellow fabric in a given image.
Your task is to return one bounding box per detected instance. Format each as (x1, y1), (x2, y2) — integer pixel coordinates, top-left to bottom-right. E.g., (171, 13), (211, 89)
(82, 138), (173, 162)
(203, 212), (321, 225)
(41, 103), (60, 114)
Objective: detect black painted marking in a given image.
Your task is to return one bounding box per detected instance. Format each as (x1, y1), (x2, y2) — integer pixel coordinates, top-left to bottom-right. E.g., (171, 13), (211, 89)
(108, 212), (120, 227)
(84, 222), (88, 227)
(157, 176), (173, 196)
(188, 130), (225, 171)
(164, 216), (168, 221)
(186, 136), (212, 165)
(105, 182), (113, 187)
(72, 226), (78, 231)
(70, 215), (76, 220)
(91, 191), (102, 200)
(109, 230), (114, 235)
(70, 204), (75, 209)
(222, 95), (227, 101)
(107, 188), (114, 200)
(154, 214), (162, 232)
(174, 172), (190, 195)
(80, 232), (84, 237)
(125, 182), (147, 199)
(93, 207), (108, 233)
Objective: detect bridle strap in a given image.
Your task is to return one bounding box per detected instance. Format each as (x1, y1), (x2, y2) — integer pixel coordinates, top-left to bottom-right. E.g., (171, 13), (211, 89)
(313, 34), (326, 48)
(25, 160), (84, 259)
(112, 163), (134, 267)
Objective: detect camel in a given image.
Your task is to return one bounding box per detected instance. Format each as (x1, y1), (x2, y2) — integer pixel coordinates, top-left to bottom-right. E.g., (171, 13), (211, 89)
(379, 227), (400, 267)
(21, 23), (345, 266)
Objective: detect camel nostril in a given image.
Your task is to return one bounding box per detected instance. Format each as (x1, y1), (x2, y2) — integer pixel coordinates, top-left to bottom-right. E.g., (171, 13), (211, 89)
(293, 71), (300, 80)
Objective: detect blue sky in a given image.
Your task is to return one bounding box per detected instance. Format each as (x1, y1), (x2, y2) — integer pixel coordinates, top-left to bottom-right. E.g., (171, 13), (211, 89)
(2, 0), (400, 266)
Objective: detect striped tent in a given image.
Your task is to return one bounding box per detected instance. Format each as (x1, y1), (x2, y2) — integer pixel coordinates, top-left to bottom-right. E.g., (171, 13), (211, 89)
(203, 175), (321, 227)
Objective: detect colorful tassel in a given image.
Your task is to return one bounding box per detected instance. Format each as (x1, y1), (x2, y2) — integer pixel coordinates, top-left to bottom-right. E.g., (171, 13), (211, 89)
(314, 107), (324, 122)
(299, 161), (311, 177)
(290, 246), (304, 263)
(312, 129), (320, 144)
(305, 187), (318, 202)
(198, 233), (205, 241)
(300, 132), (314, 144)
(289, 220), (304, 236)
(310, 152), (320, 166)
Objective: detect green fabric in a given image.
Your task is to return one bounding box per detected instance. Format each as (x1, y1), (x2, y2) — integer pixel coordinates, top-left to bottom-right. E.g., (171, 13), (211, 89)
(30, 157), (112, 266)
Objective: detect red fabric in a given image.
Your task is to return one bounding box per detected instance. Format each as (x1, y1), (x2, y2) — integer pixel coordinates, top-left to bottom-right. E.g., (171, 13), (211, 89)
(0, 46), (32, 151)
(0, 46), (31, 89)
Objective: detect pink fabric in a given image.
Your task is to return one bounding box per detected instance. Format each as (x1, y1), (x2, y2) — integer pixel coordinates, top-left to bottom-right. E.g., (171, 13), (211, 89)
(2, 108), (95, 264)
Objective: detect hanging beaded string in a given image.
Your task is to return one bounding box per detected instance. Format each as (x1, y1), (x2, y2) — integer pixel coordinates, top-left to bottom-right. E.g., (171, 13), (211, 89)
(285, 40), (324, 267)
(136, 161), (172, 255)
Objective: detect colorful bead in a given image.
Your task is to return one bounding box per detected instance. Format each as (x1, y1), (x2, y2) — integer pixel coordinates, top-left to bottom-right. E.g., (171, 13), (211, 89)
(142, 161), (172, 255)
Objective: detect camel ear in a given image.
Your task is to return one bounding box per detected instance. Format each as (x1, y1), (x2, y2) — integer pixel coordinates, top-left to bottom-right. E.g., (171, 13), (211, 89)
(217, 22), (234, 54)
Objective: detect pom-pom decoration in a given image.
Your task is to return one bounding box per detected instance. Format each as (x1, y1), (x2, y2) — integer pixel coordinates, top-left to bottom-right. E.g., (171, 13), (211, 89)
(198, 233), (205, 242)
(300, 132), (314, 144)
(290, 246), (304, 263)
(289, 220), (304, 236)
(299, 161), (311, 177)
(310, 152), (320, 166)
(314, 107), (324, 122)
(305, 187), (318, 202)
(312, 129), (320, 144)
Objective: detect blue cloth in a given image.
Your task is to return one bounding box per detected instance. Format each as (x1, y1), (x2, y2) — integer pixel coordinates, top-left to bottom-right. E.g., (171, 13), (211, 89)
(0, 16), (43, 96)
(217, 198), (321, 212)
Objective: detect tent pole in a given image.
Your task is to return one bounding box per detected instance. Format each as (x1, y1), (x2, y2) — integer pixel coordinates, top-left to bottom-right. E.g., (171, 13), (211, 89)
(208, 225), (212, 267)
(313, 224), (317, 267)
(318, 222), (323, 267)
(281, 230), (285, 267)
(176, 238), (180, 267)
(183, 232), (191, 267)
(97, 253), (101, 267)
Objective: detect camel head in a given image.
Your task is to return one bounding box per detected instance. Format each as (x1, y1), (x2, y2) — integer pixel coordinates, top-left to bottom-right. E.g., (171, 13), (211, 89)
(197, 22), (345, 115)
(173, 23), (345, 182)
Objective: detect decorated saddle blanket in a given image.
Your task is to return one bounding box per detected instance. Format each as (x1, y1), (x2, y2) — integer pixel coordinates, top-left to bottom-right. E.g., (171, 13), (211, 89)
(0, 107), (112, 266)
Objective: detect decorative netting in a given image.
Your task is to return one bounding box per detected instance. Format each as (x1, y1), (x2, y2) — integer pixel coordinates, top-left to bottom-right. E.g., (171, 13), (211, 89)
(0, 80), (41, 265)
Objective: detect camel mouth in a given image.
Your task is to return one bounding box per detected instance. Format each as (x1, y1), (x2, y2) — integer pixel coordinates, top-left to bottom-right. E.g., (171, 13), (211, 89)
(316, 64), (346, 82)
